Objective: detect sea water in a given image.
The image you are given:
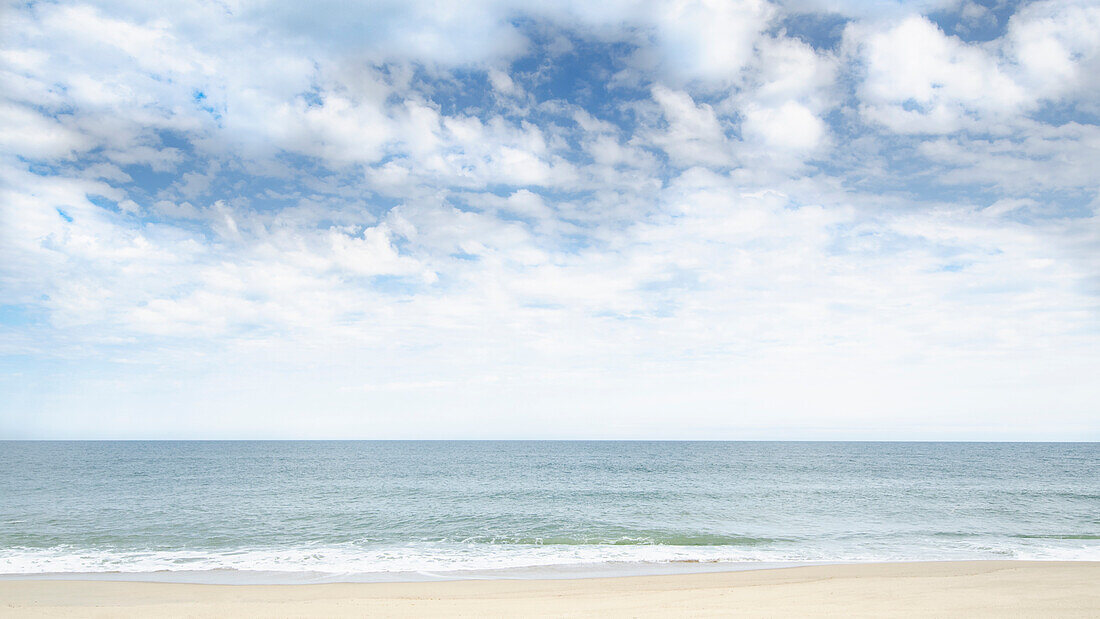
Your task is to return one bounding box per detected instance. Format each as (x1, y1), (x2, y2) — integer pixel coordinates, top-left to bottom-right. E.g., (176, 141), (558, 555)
(1, 441), (1097, 582)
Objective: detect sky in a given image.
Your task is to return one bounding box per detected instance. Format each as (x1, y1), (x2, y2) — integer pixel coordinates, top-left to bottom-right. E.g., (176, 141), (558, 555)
(1, 0), (1098, 440)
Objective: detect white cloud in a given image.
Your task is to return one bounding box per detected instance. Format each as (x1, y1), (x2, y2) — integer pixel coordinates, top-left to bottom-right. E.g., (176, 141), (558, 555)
(917, 121), (1100, 192)
(851, 16), (1027, 134)
(487, 69), (519, 96)
(0, 104), (94, 159)
(651, 0), (777, 84)
(747, 36), (836, 109)
(647, 86), (732, 167)
(327, 224), (428, 278)
(849, 3), (1100, 135)
(1008, 0), (1100, 108)
(1, 0), (1098, 439)
(742, 101), (825, 152)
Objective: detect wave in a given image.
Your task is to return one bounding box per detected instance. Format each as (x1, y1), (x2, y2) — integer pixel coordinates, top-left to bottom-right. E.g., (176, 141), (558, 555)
(3, 536), (1099, 579)
(0, 544), (796, 576)
(436, 533), (780, 546)
(1013, 534), (1100, 540)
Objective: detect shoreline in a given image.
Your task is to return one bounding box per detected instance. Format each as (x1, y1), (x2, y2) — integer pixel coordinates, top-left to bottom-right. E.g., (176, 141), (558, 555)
(3, 561), (1098, 617)
(0, 559), (829, 585)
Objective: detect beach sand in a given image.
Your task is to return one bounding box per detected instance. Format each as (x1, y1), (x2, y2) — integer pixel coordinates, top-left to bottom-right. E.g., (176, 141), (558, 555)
(2, 561), (1097, 617)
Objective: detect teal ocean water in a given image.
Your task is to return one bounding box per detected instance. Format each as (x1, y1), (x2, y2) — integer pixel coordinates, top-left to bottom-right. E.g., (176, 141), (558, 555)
(1, 441), (1097, 582)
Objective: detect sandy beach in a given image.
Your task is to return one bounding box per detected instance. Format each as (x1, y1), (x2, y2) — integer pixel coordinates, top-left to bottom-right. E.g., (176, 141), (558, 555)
(2, 561), (1097, 618)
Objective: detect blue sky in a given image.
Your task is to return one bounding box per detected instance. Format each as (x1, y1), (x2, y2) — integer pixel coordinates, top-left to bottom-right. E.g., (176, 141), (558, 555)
(1, 0), (1098, 439)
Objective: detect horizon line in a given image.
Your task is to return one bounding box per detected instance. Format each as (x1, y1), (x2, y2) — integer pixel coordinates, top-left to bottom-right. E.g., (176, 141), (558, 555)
(1, 438), (1097, 443)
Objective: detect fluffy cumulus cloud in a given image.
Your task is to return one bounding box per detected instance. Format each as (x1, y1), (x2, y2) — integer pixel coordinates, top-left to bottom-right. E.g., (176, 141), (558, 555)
(0, 0), (1097, 439)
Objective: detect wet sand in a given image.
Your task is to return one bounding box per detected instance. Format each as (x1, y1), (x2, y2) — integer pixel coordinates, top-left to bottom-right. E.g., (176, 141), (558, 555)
(2, 561), (1098, 617)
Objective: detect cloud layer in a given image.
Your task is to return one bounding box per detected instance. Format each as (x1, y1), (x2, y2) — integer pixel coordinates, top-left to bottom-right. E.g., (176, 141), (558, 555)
(1, 0), (1098, 438)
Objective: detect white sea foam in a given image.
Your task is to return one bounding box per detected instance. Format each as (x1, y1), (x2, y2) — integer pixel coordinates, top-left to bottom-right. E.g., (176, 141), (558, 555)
(2, 539), (1099, 581)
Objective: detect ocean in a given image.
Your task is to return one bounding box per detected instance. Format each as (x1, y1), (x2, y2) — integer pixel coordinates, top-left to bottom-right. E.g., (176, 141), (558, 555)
(1, 441), (1097, 583)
